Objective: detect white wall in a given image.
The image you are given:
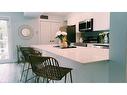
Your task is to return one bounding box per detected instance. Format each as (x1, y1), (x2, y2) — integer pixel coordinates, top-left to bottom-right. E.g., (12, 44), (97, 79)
(67, 12), (110, 42)
(0, 12), (40, 62)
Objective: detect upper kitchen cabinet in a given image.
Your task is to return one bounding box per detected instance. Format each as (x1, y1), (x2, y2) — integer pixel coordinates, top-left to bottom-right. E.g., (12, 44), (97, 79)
(93, 12), (110, 31)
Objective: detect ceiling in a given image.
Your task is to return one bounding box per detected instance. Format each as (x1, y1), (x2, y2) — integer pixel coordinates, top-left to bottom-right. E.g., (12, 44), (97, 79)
(24, 12), (71, 17)
(42, 12), (71, 17)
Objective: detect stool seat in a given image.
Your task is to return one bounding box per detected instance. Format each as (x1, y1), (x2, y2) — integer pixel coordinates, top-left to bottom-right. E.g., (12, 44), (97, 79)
(34, 65), (72, 80)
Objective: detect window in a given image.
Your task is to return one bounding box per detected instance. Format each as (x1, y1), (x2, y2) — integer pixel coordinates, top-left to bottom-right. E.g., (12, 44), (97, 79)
(0, 19), (9, 60)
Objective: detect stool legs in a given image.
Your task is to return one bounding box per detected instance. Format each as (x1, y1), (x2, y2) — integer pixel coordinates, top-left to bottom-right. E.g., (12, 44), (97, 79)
(20, 63), (26, 82)
(64, 74), (67, 83)
(70, 71), (73, 83)
(47, 78), (49, 83)
(64, 71), (73, 83)
(20, 62), (31, 83)
(25, 63), (31, 82)
(36, 77), (40, 83)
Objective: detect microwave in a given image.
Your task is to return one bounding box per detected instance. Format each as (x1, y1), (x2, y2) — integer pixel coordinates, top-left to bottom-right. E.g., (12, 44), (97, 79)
(79, 18), (93, 32)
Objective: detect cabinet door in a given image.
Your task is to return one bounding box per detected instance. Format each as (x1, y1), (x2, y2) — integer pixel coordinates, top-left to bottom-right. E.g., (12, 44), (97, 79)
(40, 21), (51, 44)
(50, 22), (60, 44)
(40, 21), (60, 44)
(93, 12), (110, 31)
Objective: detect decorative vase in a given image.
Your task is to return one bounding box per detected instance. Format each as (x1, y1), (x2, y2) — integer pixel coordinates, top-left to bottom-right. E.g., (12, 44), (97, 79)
(59, 40), (68, 48)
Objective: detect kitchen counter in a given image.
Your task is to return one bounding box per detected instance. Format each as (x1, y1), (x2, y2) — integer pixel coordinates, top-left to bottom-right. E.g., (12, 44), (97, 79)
(31, 44), (109, 82)
(94, 43), (109, 46)
(32, 44), (109, 64)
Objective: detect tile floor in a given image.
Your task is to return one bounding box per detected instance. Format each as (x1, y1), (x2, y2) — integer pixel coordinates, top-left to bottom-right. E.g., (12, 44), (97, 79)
(0, 63), (36, 83)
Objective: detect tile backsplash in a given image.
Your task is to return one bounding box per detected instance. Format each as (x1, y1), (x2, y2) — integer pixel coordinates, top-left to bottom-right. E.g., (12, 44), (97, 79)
(76, 30), (109, 43)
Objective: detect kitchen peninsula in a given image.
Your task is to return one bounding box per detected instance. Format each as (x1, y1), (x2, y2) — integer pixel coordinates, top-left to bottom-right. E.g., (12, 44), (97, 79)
(32, 45), (109, 83)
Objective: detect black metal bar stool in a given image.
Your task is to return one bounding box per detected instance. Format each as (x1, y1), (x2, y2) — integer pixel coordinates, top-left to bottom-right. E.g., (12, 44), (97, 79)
(19, 46), (42, 82)
(28, 55), (73, 83)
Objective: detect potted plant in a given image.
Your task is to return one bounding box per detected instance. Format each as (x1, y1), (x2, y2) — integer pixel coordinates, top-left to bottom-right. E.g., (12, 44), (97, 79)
(55, 31), (68, 48)
(99, 32), (109, 43)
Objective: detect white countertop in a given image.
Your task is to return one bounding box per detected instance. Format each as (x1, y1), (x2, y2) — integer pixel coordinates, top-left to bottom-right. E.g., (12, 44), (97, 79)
(32, 44), (109, 64)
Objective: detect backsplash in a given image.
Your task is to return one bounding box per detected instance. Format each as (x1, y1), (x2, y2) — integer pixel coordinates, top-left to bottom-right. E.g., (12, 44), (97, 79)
(77, 30), (110, 43)
(76, 33), (81, 42)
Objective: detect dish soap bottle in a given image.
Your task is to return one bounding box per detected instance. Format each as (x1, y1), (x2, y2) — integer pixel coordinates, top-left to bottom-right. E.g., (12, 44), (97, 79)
(104, 34), (108, 43)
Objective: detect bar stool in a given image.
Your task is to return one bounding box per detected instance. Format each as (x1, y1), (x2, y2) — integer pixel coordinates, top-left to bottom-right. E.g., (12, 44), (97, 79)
(19, 46), (42, 82)
(28, 55), (73, 83)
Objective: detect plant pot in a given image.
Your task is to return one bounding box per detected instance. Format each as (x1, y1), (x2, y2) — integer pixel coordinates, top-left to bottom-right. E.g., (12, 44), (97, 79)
(59, 40), (68, 48)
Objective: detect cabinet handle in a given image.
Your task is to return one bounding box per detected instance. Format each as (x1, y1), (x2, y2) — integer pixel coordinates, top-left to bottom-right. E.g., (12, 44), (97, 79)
(50, 40), (54, 42)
